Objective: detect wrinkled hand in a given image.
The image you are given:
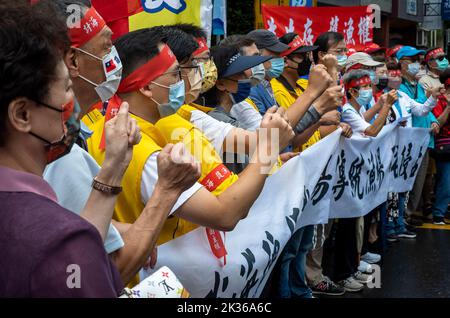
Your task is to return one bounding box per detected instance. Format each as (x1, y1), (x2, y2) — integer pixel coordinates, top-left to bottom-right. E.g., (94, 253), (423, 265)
(314, 85), (344, 115)
(104, 102), (141, 174)
(385, 89), (398, 106)
(431, 122), (440, 136)
(306, 64), (334, 98)
(156, 143), (201, 194)
(319, 110), (341, 126)
(339, 122), (353, 138)
(259, 106), (295, 153)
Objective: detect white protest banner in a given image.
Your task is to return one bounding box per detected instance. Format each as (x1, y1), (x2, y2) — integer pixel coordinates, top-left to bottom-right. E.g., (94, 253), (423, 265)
(141, 124), (430, 298)
(300, 124), (430, 223)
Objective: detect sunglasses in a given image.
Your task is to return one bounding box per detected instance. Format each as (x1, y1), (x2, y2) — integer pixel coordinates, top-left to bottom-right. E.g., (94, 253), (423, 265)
(432, 56), (447, 62)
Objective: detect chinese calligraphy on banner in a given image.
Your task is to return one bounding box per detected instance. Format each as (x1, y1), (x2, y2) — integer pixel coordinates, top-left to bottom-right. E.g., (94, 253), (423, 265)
(262, 4), (374, 50)
(141, 123), (429, 298)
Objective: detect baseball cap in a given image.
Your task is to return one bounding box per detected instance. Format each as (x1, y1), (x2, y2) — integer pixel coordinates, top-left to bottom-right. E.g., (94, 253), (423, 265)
(280, 35), (318, 57)
(396, 46), (426, 60)
(220, 53), (272, 78)
(247, 29), (290, 53)
(345, 52), (384, 71)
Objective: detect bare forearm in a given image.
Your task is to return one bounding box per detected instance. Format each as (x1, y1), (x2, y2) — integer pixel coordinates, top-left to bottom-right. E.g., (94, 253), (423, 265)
(363, 102), (381, 122)
(365, 107), (390, 137)
(287, 90), (318, 127)
(110, 184), (180, 285)
(80, 160), (125, 241)
(292, 123), (320, 149)
(319, 125), (339, 138)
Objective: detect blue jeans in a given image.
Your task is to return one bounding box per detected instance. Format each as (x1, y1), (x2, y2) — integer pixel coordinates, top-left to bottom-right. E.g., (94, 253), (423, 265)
(386, 192), (407, 235)
(432, 159), (450, 218)
(278, 225), (314, 298)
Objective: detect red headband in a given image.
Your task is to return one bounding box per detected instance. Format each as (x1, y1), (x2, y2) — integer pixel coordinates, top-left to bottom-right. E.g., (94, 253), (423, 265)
(388, 70), (402, 77)
(387, 45), (403, 57)
(345, 75), (371, 90)
(117, 44), (177, 93)
(445, 78), (450, 89)
(425, 48), (445, 62)
(68, 7), (106, 48)
(281, 36), (306, 57)
(193, 38), (209, 56)
(348, 64), (364, 71)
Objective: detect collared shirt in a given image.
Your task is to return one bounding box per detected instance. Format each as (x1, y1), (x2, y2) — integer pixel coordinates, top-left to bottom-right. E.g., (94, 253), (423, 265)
(0, 165), (122, 297)
(44, 122), (125, 254)
(248, 80), (277, 115)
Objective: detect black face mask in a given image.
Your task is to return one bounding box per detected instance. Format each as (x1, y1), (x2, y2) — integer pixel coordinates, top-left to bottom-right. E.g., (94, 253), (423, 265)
(376, 77), (389, 91)
(288, 57), (312, 77)
(297, 58), (312, 77)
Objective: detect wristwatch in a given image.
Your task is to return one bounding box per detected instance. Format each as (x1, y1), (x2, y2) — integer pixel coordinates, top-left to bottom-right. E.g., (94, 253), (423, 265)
(92, 177), (122, 195)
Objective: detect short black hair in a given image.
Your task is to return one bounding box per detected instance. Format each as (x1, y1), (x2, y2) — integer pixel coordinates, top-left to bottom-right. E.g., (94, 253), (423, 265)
(149, 26), (198, 64)
(219, 35), (255, 55)
(313, 32), (344, 64)
(114, 29), (162, 79)
(0, 0), (70, 146)
(386, 61), (401, 71)
(172, 23), (207, 40)
(439, 67), (450, 85)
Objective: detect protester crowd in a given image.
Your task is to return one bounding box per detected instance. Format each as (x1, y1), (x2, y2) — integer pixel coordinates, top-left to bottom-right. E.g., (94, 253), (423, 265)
(0, 0), (449, 298)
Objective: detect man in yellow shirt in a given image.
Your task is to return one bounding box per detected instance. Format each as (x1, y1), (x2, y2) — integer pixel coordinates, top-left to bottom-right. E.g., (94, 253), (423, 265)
(87, 29), (294, 252)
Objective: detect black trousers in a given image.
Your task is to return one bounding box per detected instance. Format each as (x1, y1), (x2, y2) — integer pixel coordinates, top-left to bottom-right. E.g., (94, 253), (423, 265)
(333, 217), (358, 281)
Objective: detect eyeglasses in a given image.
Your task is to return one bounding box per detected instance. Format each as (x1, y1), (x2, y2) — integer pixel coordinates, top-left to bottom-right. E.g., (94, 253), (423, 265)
(180, 65), (201, 77)
(329, 48), (348, 55)
(159, 67), (182, 81)
(192, 56), (212, 64)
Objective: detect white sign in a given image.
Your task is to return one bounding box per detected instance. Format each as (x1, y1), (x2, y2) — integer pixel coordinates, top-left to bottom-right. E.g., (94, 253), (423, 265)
(141, 124), (430, 298)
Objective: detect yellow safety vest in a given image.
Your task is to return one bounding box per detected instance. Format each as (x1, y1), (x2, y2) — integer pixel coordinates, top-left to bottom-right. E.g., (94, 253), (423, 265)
(271, 78), (321, 151)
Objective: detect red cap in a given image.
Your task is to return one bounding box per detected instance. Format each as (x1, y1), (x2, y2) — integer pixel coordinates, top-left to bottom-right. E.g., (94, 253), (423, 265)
(363, 43), (386, 55)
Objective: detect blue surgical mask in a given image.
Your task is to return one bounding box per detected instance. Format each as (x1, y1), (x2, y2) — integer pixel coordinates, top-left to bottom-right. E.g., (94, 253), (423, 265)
(267, 57), (285, 79)
(436, 58), (449, 71)
(151, 79), (186, 117)
(407, 62), (420, 76)
(369, 70), (376, 83)
(230, 79), (252, 105)
(356, 88), (373, 106)
(336, 55), (348, 67)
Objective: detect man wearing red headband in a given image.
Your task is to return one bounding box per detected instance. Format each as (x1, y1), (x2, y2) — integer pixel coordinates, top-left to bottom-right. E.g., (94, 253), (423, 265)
(86, 29), (294, 265)
(420, 47), (449, 92)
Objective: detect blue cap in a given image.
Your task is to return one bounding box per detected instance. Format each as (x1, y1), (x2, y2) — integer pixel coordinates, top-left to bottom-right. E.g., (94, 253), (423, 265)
(396, 46), (426, 60)
(220, 53), (272, 78)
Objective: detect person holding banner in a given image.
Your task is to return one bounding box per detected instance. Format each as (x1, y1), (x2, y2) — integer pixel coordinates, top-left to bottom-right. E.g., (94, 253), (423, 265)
(87, 28), (295, 260)
(430, 69), (450, 225)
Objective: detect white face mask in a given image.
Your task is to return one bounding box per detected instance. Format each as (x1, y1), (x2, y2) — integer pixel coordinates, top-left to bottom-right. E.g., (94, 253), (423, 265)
(76, 45), (123, 102)
(250, 63), (266, 86)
